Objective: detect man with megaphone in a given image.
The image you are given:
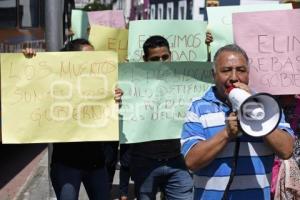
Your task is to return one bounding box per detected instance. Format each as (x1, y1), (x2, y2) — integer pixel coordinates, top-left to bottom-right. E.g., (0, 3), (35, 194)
(181, 44), (294, 200)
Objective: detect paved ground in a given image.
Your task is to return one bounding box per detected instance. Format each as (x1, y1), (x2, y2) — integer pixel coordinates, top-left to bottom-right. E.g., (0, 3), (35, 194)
(0, 144), (46, 200)
(1, 145), (161, 200)
(15, 147), (137, 200)
(16, 149), (56, 200)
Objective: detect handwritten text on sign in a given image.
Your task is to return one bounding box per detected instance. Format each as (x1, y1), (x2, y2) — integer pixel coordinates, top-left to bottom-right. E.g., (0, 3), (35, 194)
(1, 51), (118, 143)
(250, 35), (300, 89)
(233, 9), (300, 94)
(128, 20), (208, 62)
(89, 25), (128, 62)
(118, 62), (213, 144)
(207, 3), (292, 60)
(132, 33), (203, 62)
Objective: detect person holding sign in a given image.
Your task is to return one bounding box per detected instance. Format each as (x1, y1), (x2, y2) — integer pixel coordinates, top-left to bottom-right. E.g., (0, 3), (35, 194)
(205, 31), (214, 62)
(130, 35), (194, 200)
(181, 44), (294, 200)
(23, 39), (123, 200)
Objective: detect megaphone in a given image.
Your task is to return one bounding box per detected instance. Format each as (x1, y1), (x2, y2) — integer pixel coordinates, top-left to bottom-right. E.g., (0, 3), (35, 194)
(227, 86), (281, 137)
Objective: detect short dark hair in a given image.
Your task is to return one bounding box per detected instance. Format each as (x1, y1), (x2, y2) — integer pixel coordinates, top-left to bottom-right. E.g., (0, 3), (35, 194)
(61, 39), (93, 51)
(213, 44), (249, 71)
(143, 35), (170, 59)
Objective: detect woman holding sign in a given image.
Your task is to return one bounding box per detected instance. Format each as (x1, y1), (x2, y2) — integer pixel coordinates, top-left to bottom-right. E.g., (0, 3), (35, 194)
(23, 39), (123, 200)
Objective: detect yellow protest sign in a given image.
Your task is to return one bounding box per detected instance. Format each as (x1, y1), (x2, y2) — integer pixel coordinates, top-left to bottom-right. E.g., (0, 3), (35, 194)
(89, 25), (128, 62)
(1, 51), (119, 143)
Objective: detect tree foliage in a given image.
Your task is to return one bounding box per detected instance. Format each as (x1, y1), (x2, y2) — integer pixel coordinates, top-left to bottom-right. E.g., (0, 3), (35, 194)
(83, 0), (117, 11)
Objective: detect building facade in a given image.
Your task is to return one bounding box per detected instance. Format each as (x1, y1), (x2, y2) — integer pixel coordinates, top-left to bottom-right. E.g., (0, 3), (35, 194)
(149, 0), (193, 19)
(194, 0), (283, 21)
(130, 0), (150, 20)
(113, 0), (132, 23)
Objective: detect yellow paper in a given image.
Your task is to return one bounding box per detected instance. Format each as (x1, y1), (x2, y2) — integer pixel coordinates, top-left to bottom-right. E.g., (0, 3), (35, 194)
(1, 51), (119, 143)
(89, 25), (128, 62)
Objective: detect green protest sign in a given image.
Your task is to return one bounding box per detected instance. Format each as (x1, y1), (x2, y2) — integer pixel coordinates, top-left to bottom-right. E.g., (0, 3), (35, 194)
(119, 62), (213, 143)
(71, 9), (89, 40)
(128, 20), (208, 62)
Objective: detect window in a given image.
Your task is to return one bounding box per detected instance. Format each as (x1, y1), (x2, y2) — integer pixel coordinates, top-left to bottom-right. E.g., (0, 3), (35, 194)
(0, 0), (44, 28)
(167, 2), (173, 19)
(178, 0), (187, 20)
(19, 0), (40, 27)
(0, 0), (17, 28)
(158, 3), (163, 19)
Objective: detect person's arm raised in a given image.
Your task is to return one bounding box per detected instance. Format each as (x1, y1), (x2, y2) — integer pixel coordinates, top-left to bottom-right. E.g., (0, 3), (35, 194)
(205, 31), (213, 62)
(22, 48), (36, 58)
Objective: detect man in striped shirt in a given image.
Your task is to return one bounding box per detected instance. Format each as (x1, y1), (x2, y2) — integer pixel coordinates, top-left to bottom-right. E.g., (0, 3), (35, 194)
(181, 44), (294, 200)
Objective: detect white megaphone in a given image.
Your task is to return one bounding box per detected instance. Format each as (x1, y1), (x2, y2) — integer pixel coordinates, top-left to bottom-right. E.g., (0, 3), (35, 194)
(227, 86), (281, 137)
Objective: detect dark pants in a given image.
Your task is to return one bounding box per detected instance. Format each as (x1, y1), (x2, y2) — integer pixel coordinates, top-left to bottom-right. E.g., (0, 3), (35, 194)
(119, 144), (131, 197)
(50, 163), (109, 200)
(104, 142), (132, 197)
(104, 141), (119, 190)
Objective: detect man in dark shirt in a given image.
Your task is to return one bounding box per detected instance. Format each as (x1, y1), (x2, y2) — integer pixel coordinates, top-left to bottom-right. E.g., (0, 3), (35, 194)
(130, 35), (193, 200)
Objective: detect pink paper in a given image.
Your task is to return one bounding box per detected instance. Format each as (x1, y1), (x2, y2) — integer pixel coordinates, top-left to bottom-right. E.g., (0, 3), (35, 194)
(88, 10), (125, 28)
(233, 9), (300, 95)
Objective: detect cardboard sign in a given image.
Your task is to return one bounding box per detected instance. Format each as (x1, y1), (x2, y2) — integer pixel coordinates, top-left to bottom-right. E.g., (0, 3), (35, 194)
(118, 62), (213, 143)
(233, 9), (300, 94)
(128, 20), (208, 62)
(1, 51), (118, 143)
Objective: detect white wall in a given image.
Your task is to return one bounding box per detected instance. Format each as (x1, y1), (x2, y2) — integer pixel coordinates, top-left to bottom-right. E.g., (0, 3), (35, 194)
(192, 0), (205, 20)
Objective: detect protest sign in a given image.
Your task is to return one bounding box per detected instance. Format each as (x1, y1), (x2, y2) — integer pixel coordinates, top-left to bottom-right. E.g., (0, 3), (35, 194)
(240, 0), (279, 5)
(1, 51), (118, 143)
(118, 62), (213, 143)
(128, 20), (208, 62)
(207, 4), (292, 59)
(233, 9), (300, 94)
(89, 25), (128, 62)
(71, 9), (89, 40)
(88, 10), (126, 28)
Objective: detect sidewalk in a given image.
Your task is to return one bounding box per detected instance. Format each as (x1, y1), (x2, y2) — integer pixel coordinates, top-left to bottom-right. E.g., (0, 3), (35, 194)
(0, 144), (46, 200)
(16, 150), (57, 200)
(16, 149), (97, 200)
(16, 147), (162, 200)
(16, 148), (137, 200)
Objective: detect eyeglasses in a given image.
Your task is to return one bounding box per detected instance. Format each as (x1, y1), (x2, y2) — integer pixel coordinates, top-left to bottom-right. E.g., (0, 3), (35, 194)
(148, 54), (170, 62)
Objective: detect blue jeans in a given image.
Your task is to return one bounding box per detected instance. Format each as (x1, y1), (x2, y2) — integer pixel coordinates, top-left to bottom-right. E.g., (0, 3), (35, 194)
(50, 163), (109, 200)
(131, 155), (193, 200)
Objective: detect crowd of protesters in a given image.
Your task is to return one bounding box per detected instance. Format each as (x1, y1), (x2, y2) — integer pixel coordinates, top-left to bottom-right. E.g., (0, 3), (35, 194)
(22, 28), (300, 200)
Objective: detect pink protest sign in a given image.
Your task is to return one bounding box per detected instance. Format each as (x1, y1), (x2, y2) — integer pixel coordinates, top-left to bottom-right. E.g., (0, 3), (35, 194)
(233, 9), (300, 95)
(88, 10), (125, 28)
